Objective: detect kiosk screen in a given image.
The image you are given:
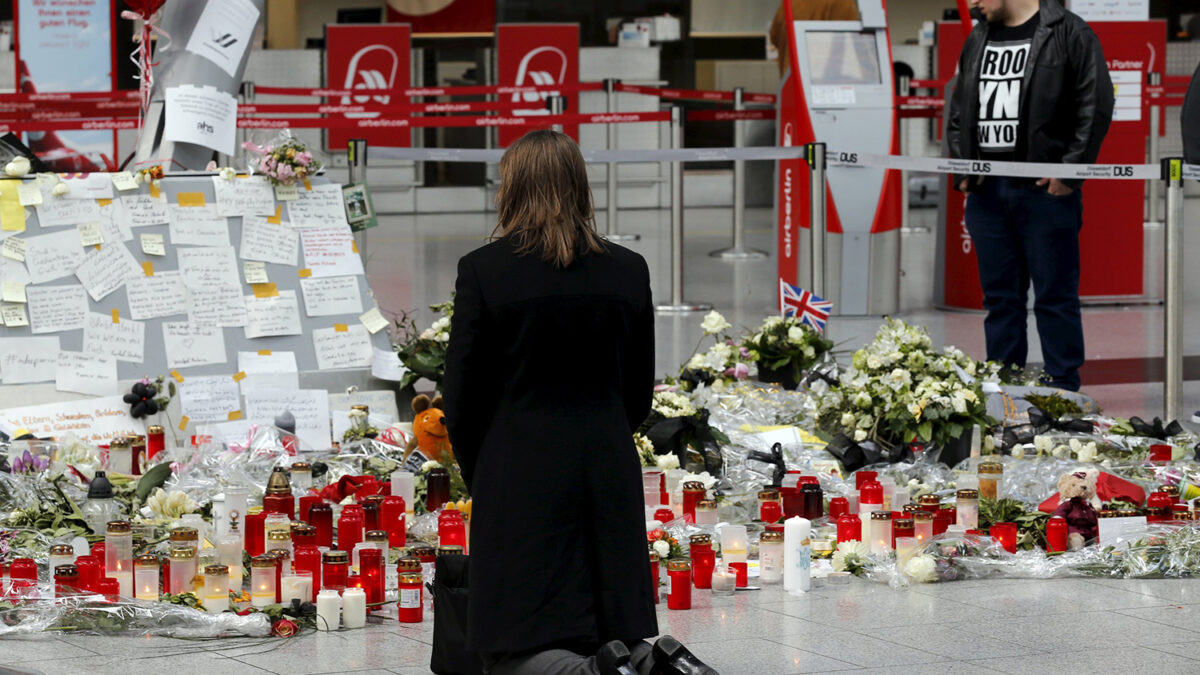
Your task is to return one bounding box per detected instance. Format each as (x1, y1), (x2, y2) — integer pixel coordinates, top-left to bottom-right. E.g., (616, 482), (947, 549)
(806, 31), (882, 86)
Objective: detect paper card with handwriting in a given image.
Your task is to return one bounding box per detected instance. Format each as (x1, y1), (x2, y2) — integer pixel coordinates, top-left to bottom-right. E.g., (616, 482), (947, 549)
(243, 290), (302, 338)
(0, 337), (60, 385)
(27, 284), (88, 334)
(180, 375), (242, 423)
(177, 246), (241, 288)
(240, 215), (299, 266)
(58, 174), (114, 200)
(212, 175), (276, 217)
(82, 312), (146, 363)
(120, 193), (171, 227)
(96, 204), (134, 243)
(162, 321), (228, 369)
(168, 204), (231, 247)
(126, 272), (189, 321)
(74, 241), (143, 301)
(244, 388), (331, 450)
(0, 256), (31, 285)
(187, 285), (247, 327)
(55, 350), (118, 397)
(0, 396), (144, 446)
(2, 302), (29, 327)
(370, 347), (409, 382)
(243, 261), (268, 284)
(299, 275), (362, 317)
(2, 236), (26, 262)
(312, 324), (372, 370)
(286, 183), (347, 227)
(77, 222), (104, 247)
(236, 351), (299, 394)
(24, 229), (87, 284)
(141, 233), (165, 256)
(34, 192), (101, 227)
(300, 226), (363, 278)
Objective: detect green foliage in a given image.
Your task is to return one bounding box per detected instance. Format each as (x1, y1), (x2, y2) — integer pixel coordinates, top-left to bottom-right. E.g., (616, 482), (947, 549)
(392, 299), (454, 390)
(1025, 393), (1085, 419)
(979, 498), (1050, 550)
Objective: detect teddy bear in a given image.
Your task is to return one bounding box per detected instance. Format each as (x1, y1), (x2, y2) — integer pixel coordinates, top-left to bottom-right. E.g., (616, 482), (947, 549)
(404, 394), (454, 465)
(1052, 468), (1100, 550)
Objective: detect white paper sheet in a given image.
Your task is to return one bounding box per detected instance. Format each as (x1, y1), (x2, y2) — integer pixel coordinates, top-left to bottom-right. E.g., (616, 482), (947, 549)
(236, 351), (300, 394)
(244, 388), (331, 451)
(58, 174), (114, 200)
(300, 226), (364, 278)
(34, 192), (101, 227)
(163, 321), (228, 369)
(0, 396), (144, 446)
(243, 290), (302, 338)
(120, 194), (171, 227)
(0, 336), (60, 384)
(126, 272), (189, 321)
(312, 325), (373, 370)
(24, 229), (87, 284)
(370, 347), (409, 382)
(299, 275), (362, 317)
(240, 215), (299, 265)
(184, 0), (260, 78)
(26, 284), (88, 334)
(187, 285), (247, 328)
(82, 312), (146, 363)
(177, 246), (241, 288)
(74, 242), (143, 302)
(55, 351), (118, 396)
(96, 201), (135, 241)
(180, 375), (243, 423)
(168, 204), (231, 247)
(212, 176), (277, 217)
(163, 85), (239, 156)
(286, 183), (347, 227)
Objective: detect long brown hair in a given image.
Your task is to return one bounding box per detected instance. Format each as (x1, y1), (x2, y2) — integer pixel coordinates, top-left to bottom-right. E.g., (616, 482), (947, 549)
(493, 130), (606, 268)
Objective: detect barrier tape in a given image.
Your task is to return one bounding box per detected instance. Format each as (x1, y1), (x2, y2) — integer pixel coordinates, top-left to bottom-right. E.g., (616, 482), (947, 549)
(252, 82), (604, 98)
(0, 100), (538, 118)
(0, 90), (141, 103)
(897, 96), (944, 108)
(614, 83), (776, 104)
(907, 79), (947, 90)
(686, 109), (775, 122)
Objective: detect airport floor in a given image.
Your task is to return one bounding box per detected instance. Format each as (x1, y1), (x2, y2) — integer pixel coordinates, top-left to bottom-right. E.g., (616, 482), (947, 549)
(5, 198), (1200, 674)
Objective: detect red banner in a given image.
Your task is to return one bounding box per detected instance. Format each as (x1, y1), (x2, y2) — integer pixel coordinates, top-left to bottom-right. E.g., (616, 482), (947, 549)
(326, 24), (412, 151)
(496, 24), (579, 147)
(387, 0), (494, 35)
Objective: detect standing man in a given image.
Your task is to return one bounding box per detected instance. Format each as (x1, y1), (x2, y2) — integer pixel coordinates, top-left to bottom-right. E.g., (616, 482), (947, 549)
(948, 0), (1113, 391)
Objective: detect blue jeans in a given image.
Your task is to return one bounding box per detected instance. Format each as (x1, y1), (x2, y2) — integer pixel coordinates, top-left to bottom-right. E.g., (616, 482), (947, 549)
(965, 177), (1084, 391)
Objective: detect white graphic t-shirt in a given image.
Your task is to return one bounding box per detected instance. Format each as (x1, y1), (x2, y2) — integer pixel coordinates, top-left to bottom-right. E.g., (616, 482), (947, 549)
(977, 14), (1039, 160)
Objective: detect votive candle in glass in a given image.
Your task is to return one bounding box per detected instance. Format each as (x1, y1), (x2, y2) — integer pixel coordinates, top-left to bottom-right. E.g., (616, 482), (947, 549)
(49, 544), (76, 577)
(381, 495), (406, 547)
(855, 471), (877, 490)
(290, 461), (312, 494)
(425, 467), (451, 512)
(360, 547), (385, 606)
(859, 481), (883, 518)
(169, 527), (199, 559)
(292, 523), (318, 548)
(728, 561), (748, 587)
(266, 550), (288, 599)
(895, 537), (918, 567)
(75, 555), (100, 592)
(105, 520), (133, 597)
(801, 483), (823, 520)
(342, 587), (367, 628)
(294, 545), (321, 600)
(991, 522), (1018, 553)
(956, 490), (979, 530)
(308, 503), (333, 549)
(758, 489), (782, 522)
(298, 495), (321, 524)
(978, 461), (1003, 501)
(688, 533), (712, 558)
(710, 565), (736, 596)
(694, 499), (718, 526)
(204, 564), (230, 612)
(146, 425), (165, 461)
(719, 524), (748, 564)
(759, 531), (784, 584)
(316, 588), (341, 631)
(892, 517), (914, 549)
(169, 546), (198, 595)
(649, 552), (660, 604)
(251, 556), (277, 607)
(828, 497), (850, 520)
(1044, 516), (1068, 553)
(398, 571), (423, 622)
(913, 510), (934, 545)
(245, 510), (266, 557)
(264, 513), (290, 546)
(267, 529), (293, 567)
(391, 470), (416, 517)
(338, 505), (365, 553)
(362, 496), (382, 532)
(9, 558), (37, 597)
(280, 571), (312, 606)
(836, 514), (862, 543)
(54, 564), (81, 598)
(107, 437), (133, 475)
(681, 482), (706, 521)
(134, 555), (160, 601)
(665, 558), (692, 610)
(781, 487), (804, 519)
(869, 511), (893, 554)
(438, 510), (467, 548)
(322, 550), (350, 592)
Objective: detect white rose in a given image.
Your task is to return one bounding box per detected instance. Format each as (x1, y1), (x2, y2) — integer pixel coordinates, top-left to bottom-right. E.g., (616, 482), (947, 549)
(655, 453), (680, 471)
(840, 412), (856, 428)
(4, 156), (30, 177)
(653, 539), (671, 558)
(866, 355), (882, 370)
(701, 310), (732, 336)
(52, 181), (69, 196)
(853, 429), (868, 442)
(219, 166), (238, 181)
(764, 316), (783, 328)
(904, 554), (937, 582)
(1076, 443), (1098, 463)
(432, 317), (451, 331)
(435, 332), (449, 343)
(1011, 446), (1025, 459)
(787, 326), (804, 342)
(687, 353), (710, 371)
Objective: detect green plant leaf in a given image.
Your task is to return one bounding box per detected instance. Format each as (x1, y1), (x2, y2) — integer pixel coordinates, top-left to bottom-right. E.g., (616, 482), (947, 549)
(135, 463), (173, 502)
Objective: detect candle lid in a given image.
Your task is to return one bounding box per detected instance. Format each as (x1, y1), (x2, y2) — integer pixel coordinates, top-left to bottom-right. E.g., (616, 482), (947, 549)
(54, 563), (79, 576)
(291, 523), (317, 535)
(50, 544), (75, 556)
(365, 530), (388, 542)
(351, 404), (370, 413)
(106, 520), (132, 534)
(918, 494), (941, 506)
(268, 530), (292, 543)
(251, 555), (276, 568)
(204, 564), (229, 575)
(978, 461), (1003, 474)
(291, 461), (311, 472)
(437, 546), (465, 556)
(308, 502), (332, 512)
(893, 517), (914, 530)
(87, 472), (114, 499)
(108, 437), (131, 449)
(427, 467), (449, 477)
(665, 558), (691, 571)
(760, 531), (783, 543)
(266, 467), (292, 495)
(696, 499), (717, 510)
(689, 533), (712, 545)
(396, 557), (421, 572)
(147, 425), (164, 434)
(757, 489), (780, 500)
(169, 546), (196, 560)
(398, 572), (423, 584)
(911, 509), (934, 522)
(682, 481), (705, 491)
(870, 510), (892, 520)
(322, 550), (349, 564)
(1174, 511), (1192, 521)
(267, 548), (291, 562)
(135, 554), (160, 567)
(170, 527), (199, 541)
(956, 489), (979, 499)
(801, 483), (822, 494)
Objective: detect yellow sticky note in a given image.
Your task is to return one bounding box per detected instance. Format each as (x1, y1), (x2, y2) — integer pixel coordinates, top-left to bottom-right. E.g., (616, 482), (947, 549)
(274, 184), (299, 201)
(111, 172), (139, 191)
(97, 198), (113, 207)
(0, 181), (26, 232)
(17, 182), (42, 206)
(171, 370), (184, 383)
(149, 182), (162, 200)
(176, 192), (206, 207)
(251, 282), (279, 298)
(352, 240), (359, 253)
(334, 323), (349, 332)
(232, 371), (247, 382)
(243, 261), (269, 284)
(111, 309), (120, 324)
(360, 307), (388, 334)
(141, 233), (165, 256)
(297, 268), (312, 278)
(142, 261), (154, 276)
(266, 204), (283, 225)
(1, 236), (26, 262)
(228, 411), (244, 421)
(302, 178), (313, 191)
(257, 350), (272, 356)
(78, 222), (104, 247)
(1, 302), (29, 327)
(178, 416), (190, 431)
(1, 281), (26, 304)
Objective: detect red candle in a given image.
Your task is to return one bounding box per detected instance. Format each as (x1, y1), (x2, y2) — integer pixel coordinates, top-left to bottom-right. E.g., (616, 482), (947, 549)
(381, 496), (406, 547)
(9, 558), (37, 596)
(146, 425), (165, 461)
(855, 471), (877, 490)
(666, 559), (692, 610)
(990, 522), (1018, 553)
(398, 572), (424, 622)
(91, 542), (107, 574)
(1149, 444), (1172, 462)
(298, 495), (321, 524)
(801, 484), (823, 520)
(781, 487), (804, 519)
(828, 497), (850, 520)
(294, 545), (321, 600)
(836, 514), (862, 543)
(262, 492), (295, 519)
(362, 499), (381, 532)
(292, 523), (317, 548)
(425, 468), (451, 512)
(74, 555), (100, 592)
(860, 482), (883, 512)
(649, 553), (660, 605)
(308, 503), (333, 549)
(892, 517), (914, 549)
(681, 482), (706, 522)
(438, 509), (467, 548)
(245, 511), (267, 557)
(654, 508), (675, 524)
(728, 561), (748, 587)
(322, 551), (349, 592)
(359, 548), (385, 606)
(1045, 517), (1068, 553)
(338, 509), (364, 553)
(692, 547), (715, 589)
(97, 577), (120, 602)
(1146, 492), (1174, 523)
(760, 501), (783, 524)
(54, 564), (80, 597)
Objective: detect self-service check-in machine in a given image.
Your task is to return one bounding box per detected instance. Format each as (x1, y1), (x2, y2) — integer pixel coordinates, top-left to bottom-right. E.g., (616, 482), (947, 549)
(776, 1), (902, 315)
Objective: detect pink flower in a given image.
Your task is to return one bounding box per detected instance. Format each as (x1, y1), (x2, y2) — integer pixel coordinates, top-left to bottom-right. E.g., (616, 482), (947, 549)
(296, 151), (312, 166)
(739, 347), (751, 358)
(724, 363), (751, 380)
(653, 384), (677, 393)
(276, 164), (294, 180)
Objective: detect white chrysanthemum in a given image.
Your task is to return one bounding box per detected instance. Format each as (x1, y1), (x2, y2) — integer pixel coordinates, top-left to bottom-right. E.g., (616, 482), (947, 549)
(652, 392), (696, 418)
(853, 429), (868, 442)
(764, 316), (783, 328)
(219, 166), (237, 181)
(653, 539), (671, 557)
(432, 317), (451, 332)
(888, 368), (912, 390)
(145, 488), (197, 520)
(831, 540), (870, 572)
(904, 554), (937, 582)
(5, 156), (30, 177)
(865, 354), (882, 370)
(700, 310), (732, 336)
(655, 453), (680, 471)
(840, 412), (856, 428)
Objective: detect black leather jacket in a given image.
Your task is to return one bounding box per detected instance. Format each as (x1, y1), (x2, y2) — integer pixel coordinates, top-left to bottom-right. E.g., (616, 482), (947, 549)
(947, 0), (1114, 190)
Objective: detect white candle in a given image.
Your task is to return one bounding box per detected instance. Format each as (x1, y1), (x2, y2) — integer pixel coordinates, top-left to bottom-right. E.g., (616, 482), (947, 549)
(280, 573), (312, 605)
(711, 567), (736, 595)
(719, 525), (748, 563)
(341, 587), (366, 629)
(783, 516), (811, 594)
(391, 471), (415, 516)
(111, 570), (133, 598)
(316, 589), (341, 631)
(896, 536), (918, 567)
(134, 568), (159, 601)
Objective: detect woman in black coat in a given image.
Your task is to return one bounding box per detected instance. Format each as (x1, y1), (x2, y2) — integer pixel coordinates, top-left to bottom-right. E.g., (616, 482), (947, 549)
(443, 131), (715, 675)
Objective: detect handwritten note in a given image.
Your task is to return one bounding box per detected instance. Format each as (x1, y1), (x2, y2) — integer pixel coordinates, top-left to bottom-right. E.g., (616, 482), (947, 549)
(243, 290), (302, 338)
(162, 321), (228, 369)
(212, 175), (277, 217)
(111, 172), (140, 191)
(1, 302), (28, 327)
(24, 229), (87, 284)
(236, 351), (299, 394)
(240, 215), (299, 265)
(141, 233), (165, 256)
(243, 261), (268, 284)
(121, 194), (171, 227)
(0, 396), (144, 445)
(2, 236), (27, 262)
(96, 201), (134, 242)
(34, 193), (101, 227)
(360, 307), (388, 334)
(312, 324), (372, 370)
(126, 272), (189, 320)
(244, 389), (331, 450)
(27, 284), (88, 334)
(56, 351), (118, 396)
(187, 285), (247, 327)
(169, 204), (230, 247)
(77, 222), (103, 247)
(299, 276), (362, 317)
(58, 174), (114, 200)
(300, 226), (364, 278)
(180, 375), (243, 423)
(82, 312), (146, 363)
(0, 337), (60, 384)
(74, 242), (143, 301)
(177, 246), (241, 288)
(286, 183), (347, 227)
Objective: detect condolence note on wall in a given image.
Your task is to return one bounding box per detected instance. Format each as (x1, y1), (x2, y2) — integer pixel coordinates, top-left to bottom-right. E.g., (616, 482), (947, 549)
(180, 375), (242, 423)
(27, 284), (88, 334)
(25, 230), (87, 284)
(178, 246), (241, 288)
(126, 272), (189, 321)
(245, 388), (331, 451)
(82, 312), (146, 363)
(312, 324), (372, 370)
(169, 205), (231, 247)
(188, 285), (247, 328)
(74, 242), (143, 301)
(244, 290), (302, 338)
(212, 175), (276, 217)
(236, 351), (300, 394)
(299, 276), (362, 317)
(240, 215), (299, 266)
(121, 194), (171, 227)
(300, 227), (364, 278)
(163, 321), (228, 369)
(35, 193), (101, 227)
(287, 184), (347, 227)
(0, 396), (144, 445)
(56, 350), (118, 397)
(0, 336), (59, 384)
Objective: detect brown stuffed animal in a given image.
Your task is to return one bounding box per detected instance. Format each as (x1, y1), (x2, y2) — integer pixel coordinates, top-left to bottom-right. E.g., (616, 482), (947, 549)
(405, 394), (454, 465)
(1052, 469), (1100, 550)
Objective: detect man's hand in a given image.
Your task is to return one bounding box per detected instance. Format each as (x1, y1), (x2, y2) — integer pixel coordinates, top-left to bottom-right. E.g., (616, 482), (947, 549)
(1037, 177), (1073, 196)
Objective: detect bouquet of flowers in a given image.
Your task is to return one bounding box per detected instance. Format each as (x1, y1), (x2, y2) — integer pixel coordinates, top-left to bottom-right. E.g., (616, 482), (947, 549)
(638, 390), (729, 475)
(814, 318), (997, 457)
(648, 527), (684, 560)
(242, 133), (320, 186)
(674, 312), (756, 392)
(393, 299), (453, 391)
(741, 315), (833, 390)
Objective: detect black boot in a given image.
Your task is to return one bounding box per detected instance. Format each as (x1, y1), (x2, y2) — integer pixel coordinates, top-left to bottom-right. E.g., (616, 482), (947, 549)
(597, 640), (639, 675)
(651, 635), (719, 675)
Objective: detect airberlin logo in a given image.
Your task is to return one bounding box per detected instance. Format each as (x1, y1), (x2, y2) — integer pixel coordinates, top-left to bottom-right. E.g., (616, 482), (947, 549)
(512, 46), (568, 116)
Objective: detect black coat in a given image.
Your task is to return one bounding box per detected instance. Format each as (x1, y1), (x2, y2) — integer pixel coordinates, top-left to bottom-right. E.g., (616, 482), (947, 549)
(443, 236), (658, 655)
(947, 0), (1114, 190)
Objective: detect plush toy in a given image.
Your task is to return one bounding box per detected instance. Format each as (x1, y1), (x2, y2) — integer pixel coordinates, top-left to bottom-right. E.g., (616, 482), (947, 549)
(1052, 469), (1100, 550)
(405, 394), (453, 465)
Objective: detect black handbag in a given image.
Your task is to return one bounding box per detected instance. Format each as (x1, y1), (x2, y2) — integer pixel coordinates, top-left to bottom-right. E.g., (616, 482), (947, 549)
(430, 554), (485, 675)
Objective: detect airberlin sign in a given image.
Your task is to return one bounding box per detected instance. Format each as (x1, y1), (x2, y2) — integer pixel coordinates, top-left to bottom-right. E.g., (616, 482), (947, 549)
(496, 24), (580, 146)
(325, 24), (412, 150)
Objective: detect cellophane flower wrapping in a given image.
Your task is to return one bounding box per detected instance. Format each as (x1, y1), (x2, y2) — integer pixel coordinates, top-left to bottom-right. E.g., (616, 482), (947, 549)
(0, 593), (270, 637)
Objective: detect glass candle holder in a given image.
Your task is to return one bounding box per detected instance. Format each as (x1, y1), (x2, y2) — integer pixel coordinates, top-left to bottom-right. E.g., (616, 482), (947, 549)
(264, 512), (290, 543)
(290, 461), (312, 494)
(728, 561), (748, 588)
(107, 437), (133, 475)
(681, 482), (706, 521)
(719, 525), (748, 564)
(134, 555), (160, 601)
(859, 481), (883, 518)
(146, 425), (165, 461)
(892, 517), (914, 549)
(362, 497), (382, 532)
(425, 468), (451, 512)
(694, 499), (718, 526)
(75, 555), (100, 592)
(49, 544), (76, 578)
(105, 521), (133, 597)
(381, 495), (406, 547)
(322, 550), (350, 592)
(391, 470), (416, 516)
(9, 558), (37, 597)
(665, 558), (692, 610)
(204, 564), (230, 612)
(990, 522), (1018, 554)
(359, 548), (385, 606)
(956, 490), (979, 530)
(293, 545), (321, 600)
(267, 550), (288, 599)
(262, 467), (295, 518)
(648, 552), (660, 605)
(168, 546), (197, 595)
(895, 537), (918, 567)
(291, 523), (318, 548)
(759, 531), (784, 584)
(828, 497), (850, 520)
(338, 509), (364, 554)
(913, 510), (934, 545)
(855, 471), (877, 490)
(298, 495), (321, 525)
(691, 546), (715, 589)
(308, 503), (334, 549)
(918, 494), (941, 512)
(54, 564), (80, 598)
(978, 461), (1003, 501)
(801, 483), (824, 520)
(688, 533), (712, 558)
(316, 588), (341, 631)
(245, 511), (266, 557)
(438, 510), (467, 548)
(781, 487), (803, 519)
(169, 527), (199, 558)
(643, 469), (664, 507)
(267, 529), (292, 565)
(398, 572), (424, 622)
(836, 513), (862, 543)
(710, 565), (736, 596)
(342, 587), (367, 629)
(869, 511), (893, 554)
(250, 557), (277, 607)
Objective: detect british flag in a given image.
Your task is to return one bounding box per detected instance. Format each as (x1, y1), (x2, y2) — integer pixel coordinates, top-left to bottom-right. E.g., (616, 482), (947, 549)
(779, 279), (832, 332)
